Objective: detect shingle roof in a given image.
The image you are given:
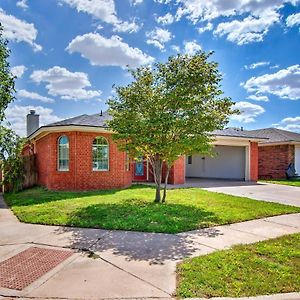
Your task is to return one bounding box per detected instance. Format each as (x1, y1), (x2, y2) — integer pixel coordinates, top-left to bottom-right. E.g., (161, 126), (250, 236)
(47, 111), (111, 128)
(42, 112), (265, 140)
(248, 128), (300, 143)
(212, 128), (267, 139)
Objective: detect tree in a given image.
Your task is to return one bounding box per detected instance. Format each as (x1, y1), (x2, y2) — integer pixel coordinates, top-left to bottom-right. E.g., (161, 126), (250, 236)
(0, 23), (22, 192)
(108, 51), (237, 203)
(0, 23), (15, 122)
(0, 126), (25, 192)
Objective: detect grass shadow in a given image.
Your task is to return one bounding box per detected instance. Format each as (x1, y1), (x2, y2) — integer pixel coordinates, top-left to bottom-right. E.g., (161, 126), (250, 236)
(66, 199), (220, 234)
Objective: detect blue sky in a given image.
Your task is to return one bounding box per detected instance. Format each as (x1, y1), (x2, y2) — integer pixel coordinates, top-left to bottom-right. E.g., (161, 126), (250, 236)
(1, 0), (300, 136)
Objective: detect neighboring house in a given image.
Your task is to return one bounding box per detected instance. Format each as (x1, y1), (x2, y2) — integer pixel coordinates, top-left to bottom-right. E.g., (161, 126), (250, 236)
(249, 128), (300, 179)
(24, 111), (264, 191)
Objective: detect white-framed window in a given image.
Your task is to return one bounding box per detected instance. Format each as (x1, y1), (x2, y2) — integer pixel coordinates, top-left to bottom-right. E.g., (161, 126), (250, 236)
(92, 136), (109, 171)
(58, 135), (69, 171)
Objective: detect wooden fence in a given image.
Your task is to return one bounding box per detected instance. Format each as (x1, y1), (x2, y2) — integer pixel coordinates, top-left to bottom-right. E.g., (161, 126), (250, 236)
(22, 154), (38, 189)
(1, 154), (38, 192)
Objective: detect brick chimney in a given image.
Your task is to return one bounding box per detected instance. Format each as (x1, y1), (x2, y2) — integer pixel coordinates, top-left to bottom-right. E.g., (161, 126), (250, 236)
(26, 110), (39, 136)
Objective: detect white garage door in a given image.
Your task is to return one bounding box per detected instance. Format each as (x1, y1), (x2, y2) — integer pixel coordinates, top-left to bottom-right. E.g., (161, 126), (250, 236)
(186, 145), (246, 180)
(295, 146), (300, 174)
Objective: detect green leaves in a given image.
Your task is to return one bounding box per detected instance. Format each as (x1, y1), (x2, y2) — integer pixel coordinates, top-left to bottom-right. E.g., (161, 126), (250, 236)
(109, 51), (236, 160)
(0, 24), (15, 122)
(0, 126), (25, 192)
(108, 51), (237, 200)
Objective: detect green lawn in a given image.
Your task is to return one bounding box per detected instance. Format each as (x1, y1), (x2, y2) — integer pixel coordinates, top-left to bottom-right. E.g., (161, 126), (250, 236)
(4, 185), (300, 233)
(176, 233), (300, 298)
(261, 180), (300, 187)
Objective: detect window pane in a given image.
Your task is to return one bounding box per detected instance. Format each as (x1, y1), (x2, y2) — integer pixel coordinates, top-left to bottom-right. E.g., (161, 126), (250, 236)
(92, 137), (109, 171)
(58, 136), (69, 171)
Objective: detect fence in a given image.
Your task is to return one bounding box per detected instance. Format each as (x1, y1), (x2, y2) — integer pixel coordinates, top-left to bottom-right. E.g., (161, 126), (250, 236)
(22, 154), (38, 189)
(1, 154), (38, 192)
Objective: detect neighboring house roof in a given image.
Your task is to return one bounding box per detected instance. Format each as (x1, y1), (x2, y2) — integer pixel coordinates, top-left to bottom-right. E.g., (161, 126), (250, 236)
(47, 111), (111, 128)
(212, 128), (267, 140)
(248, 128), (300, 144)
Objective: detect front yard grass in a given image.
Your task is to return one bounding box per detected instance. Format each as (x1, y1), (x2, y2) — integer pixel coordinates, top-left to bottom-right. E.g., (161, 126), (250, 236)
(4, 185), (300, 233)
(261, 179), (300, 187)
(176, 233), (300, 298)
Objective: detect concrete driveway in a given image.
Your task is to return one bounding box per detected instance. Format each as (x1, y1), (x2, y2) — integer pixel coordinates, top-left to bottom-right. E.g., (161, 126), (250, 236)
(171, 178), (300, 207)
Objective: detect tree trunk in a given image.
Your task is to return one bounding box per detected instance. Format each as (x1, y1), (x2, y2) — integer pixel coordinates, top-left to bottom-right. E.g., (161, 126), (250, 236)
(150, 155), (163, 203)
(162, 166), (170, 203)
(155, 183), (161, 203)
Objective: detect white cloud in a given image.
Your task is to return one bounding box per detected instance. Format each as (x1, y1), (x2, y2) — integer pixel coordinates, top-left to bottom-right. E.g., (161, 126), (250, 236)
(16, 0), (28, 9)
(286, 12), (300, 27)
(130, 0), (143, 5)
(11, 65), (27, 78)
(30, 66), (101, 100)
(146, 27), (173, 50)
(245, 61), (270, 70)
(66, 33), (154, 68)
(198, 22), (213, 34)
(171, 45), (180, 52)
(247, 94), (269, 102)
(243, 65), (300, 100)
(154, 0), (171, 3)
(156, 13), (174, 25)
(60, 0), (140, 33)
(214, 11), (280, 45)
(0, 9), (42, 51)
(274, 116), (300, 132)
(60, 0), (118, 23)
(5, 104), (61, 136)
(175, 0), (299, 43)
(176, 0), (298, 23)
(270, 64), (280, 69)
(183, 40), (202, 55)
(231, 101), (265, 123)
(112, 20), (141, 33)
(18, 89), (55, 103)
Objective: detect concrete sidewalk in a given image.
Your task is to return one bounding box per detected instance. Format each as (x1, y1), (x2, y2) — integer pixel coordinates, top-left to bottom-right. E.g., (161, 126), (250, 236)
(0, 194), (300, 299)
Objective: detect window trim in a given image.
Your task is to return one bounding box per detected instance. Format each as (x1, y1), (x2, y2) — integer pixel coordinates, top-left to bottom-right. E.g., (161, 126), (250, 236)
(92, 136), (109, 171)
(57, 135), (69, 172)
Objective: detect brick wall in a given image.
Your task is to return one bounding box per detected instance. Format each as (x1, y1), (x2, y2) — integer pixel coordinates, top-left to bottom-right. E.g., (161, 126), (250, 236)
(250, 142), (258, 181)
(34, 131), (132, 191)
(169, 156), (185, 184)
(258, 144), (295, 179)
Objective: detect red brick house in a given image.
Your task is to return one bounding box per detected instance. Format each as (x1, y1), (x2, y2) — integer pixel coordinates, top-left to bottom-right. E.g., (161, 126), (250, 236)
(25, 111), (264, 191)
(249, 128), (300, 179)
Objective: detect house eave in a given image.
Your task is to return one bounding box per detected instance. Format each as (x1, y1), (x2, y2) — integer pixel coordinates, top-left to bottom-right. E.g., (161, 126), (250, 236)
(28, 125), (266, 144)
(258, 141), (300, 147)
(28, 125), (113, 141)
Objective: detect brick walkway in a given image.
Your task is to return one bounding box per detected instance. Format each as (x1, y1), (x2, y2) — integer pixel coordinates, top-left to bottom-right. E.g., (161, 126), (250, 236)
(0, 247), (73, 290)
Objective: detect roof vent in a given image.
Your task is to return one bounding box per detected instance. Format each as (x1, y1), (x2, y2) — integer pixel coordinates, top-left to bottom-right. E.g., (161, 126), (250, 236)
(100, 110), (103, 116)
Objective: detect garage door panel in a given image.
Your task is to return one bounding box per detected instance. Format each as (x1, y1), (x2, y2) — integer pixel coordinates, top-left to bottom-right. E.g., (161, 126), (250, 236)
(186, 146), (245, 180)
(295, 146), (300, 174)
